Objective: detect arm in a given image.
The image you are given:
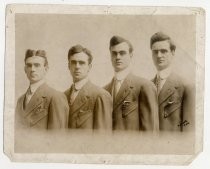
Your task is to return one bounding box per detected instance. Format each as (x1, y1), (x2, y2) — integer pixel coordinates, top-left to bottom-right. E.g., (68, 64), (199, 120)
(48, 92), (69, 129)
(93, 90), (113, 130)
(139, 80), (159, 131)
(182, 83), (195, 132)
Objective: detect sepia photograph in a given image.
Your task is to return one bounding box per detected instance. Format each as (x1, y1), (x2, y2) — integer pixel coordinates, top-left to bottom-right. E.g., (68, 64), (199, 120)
(3, 4), (205, 165)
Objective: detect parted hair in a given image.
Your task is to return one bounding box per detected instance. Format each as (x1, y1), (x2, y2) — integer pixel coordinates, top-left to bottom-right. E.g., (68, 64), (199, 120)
(150, 32), (176, 51)
(109, 35), (133, 53)
(25, 49), (48, 66)
(68, 44), (93, 64)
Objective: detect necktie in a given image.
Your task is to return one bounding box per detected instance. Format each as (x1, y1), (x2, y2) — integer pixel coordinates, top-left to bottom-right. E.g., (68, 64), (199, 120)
(113, 79), (121, 101)
(24, 87), (32, 108)
(69, 84), (79, 105)
(156, 75), (161, 95)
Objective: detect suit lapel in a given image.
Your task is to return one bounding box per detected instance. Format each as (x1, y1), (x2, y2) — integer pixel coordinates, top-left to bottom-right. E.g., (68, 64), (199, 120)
(70, 81), (90, 114)
(158, 75), (176, 105)
(18, 95), (26, 117)
(105, 79), (114, 95)
(113, 75), (133, 110)
(23, 84), (48, 117)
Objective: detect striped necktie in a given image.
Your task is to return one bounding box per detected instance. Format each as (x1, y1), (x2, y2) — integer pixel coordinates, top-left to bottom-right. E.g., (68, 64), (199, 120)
(113, 79), (121, 101)
(24, 87), (32, 109)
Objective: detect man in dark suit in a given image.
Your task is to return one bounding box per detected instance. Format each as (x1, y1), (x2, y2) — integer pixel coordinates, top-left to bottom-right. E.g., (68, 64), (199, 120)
(16, 49), (69, 129)
(150, 32), (194, 132)
(104, 36), (158, 131)
(64, 45), (112, 130)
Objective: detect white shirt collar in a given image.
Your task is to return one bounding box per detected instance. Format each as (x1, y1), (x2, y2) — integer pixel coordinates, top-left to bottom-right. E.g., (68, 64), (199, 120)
(74, 77), (89, 90)
(114, 66), (131, 81)
(157, 67), (171, 79)
(29, 79), (45, 94)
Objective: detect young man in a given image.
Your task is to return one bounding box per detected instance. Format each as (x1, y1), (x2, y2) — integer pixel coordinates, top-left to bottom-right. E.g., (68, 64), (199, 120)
(104, 36), (158, 131)
(150, 32), (194, 132)
(16, 49), (69, 129)
(64, 44), (112, 130)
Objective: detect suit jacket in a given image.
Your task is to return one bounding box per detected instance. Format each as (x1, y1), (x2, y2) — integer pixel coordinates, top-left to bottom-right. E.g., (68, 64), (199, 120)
(104, 73), (158, 131)
(15, 83), (69, 129)
(152, 73), (195, 132)
(64, 81), (112, 130)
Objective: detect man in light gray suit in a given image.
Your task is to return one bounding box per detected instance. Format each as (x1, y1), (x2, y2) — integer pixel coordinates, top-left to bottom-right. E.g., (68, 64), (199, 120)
(16, 49), (69, 129)
(64, 45), (112, 130)
(150, 32), (195, 132)
(104, 36), (158, 131)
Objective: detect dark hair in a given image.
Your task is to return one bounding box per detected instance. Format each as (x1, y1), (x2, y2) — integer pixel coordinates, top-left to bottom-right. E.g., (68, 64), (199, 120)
(25, 49), (48, 66)
(150, 32), (176, 51)
(109, 35), (133, 53)
(68, 44), (93, 64)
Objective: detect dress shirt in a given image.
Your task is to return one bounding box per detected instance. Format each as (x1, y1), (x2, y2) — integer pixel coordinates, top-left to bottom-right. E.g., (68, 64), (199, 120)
(157, 67), (171, 90)
(24, 79), (45, 107)
(113, 66), (131, 95)
(70, 77), (89, 104)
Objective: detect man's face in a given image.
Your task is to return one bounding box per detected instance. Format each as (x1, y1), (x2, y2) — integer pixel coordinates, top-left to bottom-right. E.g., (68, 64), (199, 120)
(151, 40), (174, 71)
(68, 52), (91, 82)
(24, 56), (48, 84)
(110, 42), (132, 72)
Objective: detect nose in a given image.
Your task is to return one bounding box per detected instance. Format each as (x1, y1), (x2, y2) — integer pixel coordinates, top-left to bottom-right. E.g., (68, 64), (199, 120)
(157, 51), (162, 58)
(75, 62), (80, 68)
(31, 65), (36, 71)
(116, 53), (121, 59)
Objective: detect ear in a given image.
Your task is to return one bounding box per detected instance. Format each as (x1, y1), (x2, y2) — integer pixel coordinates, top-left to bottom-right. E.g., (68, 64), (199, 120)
(68, 61), (71, 70)
(44, 65), (49, 72)
(171, 50), (175, 56)
(88, 63), (92, 70)
(24, 66), (27, 73)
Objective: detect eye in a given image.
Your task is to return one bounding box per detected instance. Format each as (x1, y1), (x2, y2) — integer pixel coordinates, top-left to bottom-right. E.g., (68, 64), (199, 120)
(78, 61), (85, 65)
(26, 63), (32, 68)
(152, 50), (158, 55)
(34, 63), (41, 67)
(111, 51), (117, 56)
(70, 60), (76, 65)
(160, 49), (168, 54)
(119, 51), (126, 55)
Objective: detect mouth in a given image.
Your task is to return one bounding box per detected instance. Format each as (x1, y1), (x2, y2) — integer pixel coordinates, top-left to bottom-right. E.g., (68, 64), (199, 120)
(116, 61), (122, 65)
(157, 60), (165, 64)
(30, 73), (37, 77)
(74, 72), (81, 75)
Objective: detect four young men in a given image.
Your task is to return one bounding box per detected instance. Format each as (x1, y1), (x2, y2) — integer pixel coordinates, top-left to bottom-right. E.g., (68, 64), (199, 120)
(16, 32), (194, 132)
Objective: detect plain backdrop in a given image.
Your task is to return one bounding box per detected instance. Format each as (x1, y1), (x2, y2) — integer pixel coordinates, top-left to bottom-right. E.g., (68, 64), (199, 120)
(15, 14), (195, 102)
(1, 0), (210, 169)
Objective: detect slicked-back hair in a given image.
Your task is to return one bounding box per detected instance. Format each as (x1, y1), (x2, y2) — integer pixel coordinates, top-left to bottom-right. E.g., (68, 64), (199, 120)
(150, 32), (176, 51)
(109, 35), (133, 53)
(25, 49), (48, 66)
(68, 44), (93, 64)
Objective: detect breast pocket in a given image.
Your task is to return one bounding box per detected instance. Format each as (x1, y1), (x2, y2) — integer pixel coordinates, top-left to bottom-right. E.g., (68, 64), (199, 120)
(121, 101), (138, 118)
(163, 95), (182, 118)
(26, 104), (48, 126)
(76, 109), (93, 127)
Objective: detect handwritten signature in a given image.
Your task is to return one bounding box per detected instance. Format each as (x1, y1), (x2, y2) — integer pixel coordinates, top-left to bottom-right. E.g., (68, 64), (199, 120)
(178, 120), (190, 127)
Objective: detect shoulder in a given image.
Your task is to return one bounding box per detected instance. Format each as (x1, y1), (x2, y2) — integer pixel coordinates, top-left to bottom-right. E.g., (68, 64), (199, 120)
(64, 88), (71, 97)
(17, 93), (25, 102)
(42, 84), (68, 100)
(170, 73), (193, 89)
(129, 74), (156, 88)
(16, 94), (25, 108)
(104, 80), (113, 91)
(87, 82), (112, 99)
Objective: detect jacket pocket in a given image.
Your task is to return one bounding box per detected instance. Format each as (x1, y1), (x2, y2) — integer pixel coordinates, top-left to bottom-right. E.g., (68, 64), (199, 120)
(164, 101), (181, 118)
(76, 109), (92, 127)
(122, 102), (138, 118)
(26, 105), (48, 126)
